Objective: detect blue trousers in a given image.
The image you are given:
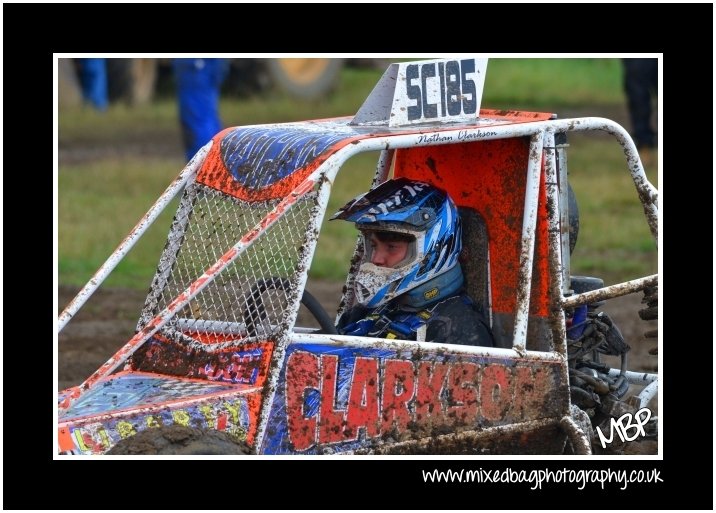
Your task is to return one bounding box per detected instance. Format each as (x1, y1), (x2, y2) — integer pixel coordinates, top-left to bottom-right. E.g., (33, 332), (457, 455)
(77, 58), (108, 111)
(174, 58), (228, 161)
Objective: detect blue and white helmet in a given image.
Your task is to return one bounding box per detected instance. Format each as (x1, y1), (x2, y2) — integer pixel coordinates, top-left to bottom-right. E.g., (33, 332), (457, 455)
(331, 178), (462, 308)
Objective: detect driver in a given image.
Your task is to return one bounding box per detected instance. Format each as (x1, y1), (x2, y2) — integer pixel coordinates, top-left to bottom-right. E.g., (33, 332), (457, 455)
(330, 178), (494, 347)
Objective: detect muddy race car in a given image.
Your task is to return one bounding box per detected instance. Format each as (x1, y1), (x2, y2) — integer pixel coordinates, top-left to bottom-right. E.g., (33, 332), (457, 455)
(57, 58), (659, 455)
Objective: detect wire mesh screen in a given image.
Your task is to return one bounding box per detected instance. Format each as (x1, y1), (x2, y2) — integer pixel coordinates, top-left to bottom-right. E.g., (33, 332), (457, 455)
(140, 184), (318, 344)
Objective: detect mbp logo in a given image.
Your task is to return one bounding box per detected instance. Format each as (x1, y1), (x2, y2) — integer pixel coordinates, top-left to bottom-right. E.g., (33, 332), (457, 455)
(595, 407), (653, 449)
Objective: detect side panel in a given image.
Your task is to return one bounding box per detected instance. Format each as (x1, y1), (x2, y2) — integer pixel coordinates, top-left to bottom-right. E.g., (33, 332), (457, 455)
(58, 373), (262, 455)
(130, 336), (274, 386)
(259, 341), (567, 455)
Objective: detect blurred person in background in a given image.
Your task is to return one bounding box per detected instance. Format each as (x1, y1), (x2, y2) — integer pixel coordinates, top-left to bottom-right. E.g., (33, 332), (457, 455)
(622, 58), (657, 150)
(76, 58), (109, 111)
(174, 58), (229, 161)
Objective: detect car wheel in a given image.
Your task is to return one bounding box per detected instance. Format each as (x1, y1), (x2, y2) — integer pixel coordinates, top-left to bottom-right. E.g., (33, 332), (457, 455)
(265, 58), (344, 99)
(106, 425), (252, 455)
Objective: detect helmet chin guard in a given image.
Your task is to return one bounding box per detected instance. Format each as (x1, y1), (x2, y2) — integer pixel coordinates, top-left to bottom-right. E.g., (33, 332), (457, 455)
(353, 262), (412, 308)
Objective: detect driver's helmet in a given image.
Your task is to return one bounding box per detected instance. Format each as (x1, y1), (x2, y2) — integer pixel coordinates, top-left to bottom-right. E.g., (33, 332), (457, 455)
(331, 178), (462, 308)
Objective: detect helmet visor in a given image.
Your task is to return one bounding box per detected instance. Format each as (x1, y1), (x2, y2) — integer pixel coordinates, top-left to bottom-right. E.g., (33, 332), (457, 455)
(359, 227), (417, 270)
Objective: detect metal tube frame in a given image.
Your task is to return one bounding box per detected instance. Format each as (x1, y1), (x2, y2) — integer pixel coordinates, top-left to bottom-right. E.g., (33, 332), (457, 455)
(58, 116), (659, 450)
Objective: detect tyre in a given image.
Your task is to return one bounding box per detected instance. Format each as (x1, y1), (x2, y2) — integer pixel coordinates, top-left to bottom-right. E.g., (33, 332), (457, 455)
(265, 58), (344, 99)
(563, 404), (594, 455)
(106, 425), (252, 455)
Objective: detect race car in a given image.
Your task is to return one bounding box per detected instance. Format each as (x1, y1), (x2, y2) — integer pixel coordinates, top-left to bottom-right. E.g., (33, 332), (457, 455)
(57, 58), (659, 455)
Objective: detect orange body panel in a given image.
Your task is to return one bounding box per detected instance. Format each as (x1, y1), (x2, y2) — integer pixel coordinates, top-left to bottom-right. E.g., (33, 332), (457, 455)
(393, 138), (550, 318)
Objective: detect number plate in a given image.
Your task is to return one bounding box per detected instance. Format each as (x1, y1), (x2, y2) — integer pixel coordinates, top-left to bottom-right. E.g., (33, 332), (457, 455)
(391, 58), (488, 127)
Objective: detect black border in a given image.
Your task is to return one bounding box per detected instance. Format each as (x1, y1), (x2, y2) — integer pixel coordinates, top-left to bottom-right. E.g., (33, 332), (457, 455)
(5, 2), (710, 510)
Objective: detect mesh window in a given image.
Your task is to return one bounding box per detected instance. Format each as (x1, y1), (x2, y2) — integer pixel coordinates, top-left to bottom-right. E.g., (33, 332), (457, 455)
(140, 184), (318, 345)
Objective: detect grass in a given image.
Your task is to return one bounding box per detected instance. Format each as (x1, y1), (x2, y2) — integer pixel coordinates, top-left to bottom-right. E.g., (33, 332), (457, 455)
(59, 59), (626, 143)
(565, 136), (658, 284)
(58, 57), (657, 291)
(58, 157), (182, 288)
(58, 68), (382, 145)
(310, 152), (380, 280)
(484, 58), (624, 109)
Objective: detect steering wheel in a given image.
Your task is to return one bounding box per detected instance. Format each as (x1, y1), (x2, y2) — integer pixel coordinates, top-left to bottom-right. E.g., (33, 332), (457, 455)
(243, 278), (338, 336)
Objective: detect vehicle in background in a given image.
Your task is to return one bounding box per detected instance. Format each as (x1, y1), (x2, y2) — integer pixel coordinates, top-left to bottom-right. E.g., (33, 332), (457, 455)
(59, 58), (385, 107)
